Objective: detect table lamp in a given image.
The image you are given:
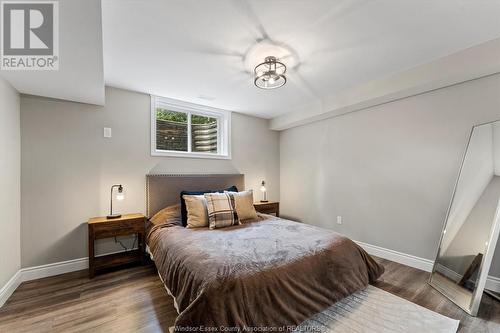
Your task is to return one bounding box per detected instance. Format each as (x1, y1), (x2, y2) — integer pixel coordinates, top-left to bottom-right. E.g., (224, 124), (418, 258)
(260, 180), (268, 203)
(107, 184), (125, 219)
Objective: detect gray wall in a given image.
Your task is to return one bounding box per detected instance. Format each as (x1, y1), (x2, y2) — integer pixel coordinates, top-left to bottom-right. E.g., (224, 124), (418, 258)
(0, 77), (21, 287)
(21, 87), (280, 267)
(280, 73), (500, 276)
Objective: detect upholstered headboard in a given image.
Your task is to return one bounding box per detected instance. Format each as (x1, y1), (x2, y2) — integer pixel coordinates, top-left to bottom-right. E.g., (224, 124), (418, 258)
(146, 174), (245, 217)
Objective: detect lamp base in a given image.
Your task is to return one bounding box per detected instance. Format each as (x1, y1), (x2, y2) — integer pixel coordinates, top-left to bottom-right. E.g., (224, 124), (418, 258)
(106, 214), (122, 219)
(260, 200), (269, 203)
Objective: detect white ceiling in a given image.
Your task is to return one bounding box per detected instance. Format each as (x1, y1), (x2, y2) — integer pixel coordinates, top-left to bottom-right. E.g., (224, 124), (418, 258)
(102, 0), (500, 119)
(1, 0), (499, 119)
(0, 0), (104, 105)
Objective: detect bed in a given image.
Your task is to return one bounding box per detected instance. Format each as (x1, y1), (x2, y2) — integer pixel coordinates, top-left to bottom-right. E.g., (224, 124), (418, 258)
(146, 174), (384, 330)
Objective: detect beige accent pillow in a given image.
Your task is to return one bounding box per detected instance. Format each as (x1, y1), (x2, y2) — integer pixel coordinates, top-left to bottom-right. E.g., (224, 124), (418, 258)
(183, 195), (209, 228)
(225, 190), (258, 221)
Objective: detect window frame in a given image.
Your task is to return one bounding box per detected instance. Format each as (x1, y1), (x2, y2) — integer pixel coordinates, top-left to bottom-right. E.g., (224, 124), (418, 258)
(151, 95), (231, 159)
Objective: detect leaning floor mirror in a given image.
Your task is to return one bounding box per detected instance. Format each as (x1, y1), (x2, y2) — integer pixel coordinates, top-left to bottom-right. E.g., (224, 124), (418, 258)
(430, 120), (500, 316)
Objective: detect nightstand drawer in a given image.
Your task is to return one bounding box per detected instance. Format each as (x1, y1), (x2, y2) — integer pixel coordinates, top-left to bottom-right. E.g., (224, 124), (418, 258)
(255, 204), (276, 213)
(92, 218), (144, 239)
(254, 203), (276, 212)
(254, 202), (279, 217)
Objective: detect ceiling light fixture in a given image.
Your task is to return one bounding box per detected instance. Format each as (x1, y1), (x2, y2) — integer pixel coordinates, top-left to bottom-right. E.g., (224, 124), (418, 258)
(254, 56), (286, 89)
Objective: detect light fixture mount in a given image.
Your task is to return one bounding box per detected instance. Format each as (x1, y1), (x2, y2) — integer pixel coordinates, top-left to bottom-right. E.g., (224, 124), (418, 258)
(254, 56), (286, 89)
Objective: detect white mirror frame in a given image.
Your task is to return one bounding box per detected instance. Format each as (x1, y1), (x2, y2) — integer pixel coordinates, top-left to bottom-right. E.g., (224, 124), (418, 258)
(429, 120), (500, 316)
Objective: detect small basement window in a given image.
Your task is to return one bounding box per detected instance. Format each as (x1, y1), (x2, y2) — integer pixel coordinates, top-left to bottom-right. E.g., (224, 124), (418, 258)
(151, 96), (231, 159)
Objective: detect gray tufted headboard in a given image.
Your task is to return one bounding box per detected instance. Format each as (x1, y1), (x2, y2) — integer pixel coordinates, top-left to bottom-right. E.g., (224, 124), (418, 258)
(146, 174), (245, 217)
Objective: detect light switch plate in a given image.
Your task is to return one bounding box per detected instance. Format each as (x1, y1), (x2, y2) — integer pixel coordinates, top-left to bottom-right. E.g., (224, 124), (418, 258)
(104, 127), (112, 138)
(336, 216), (343, 225)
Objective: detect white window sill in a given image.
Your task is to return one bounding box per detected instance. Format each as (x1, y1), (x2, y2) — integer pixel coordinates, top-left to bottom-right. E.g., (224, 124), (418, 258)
(151, 150), (231, 160)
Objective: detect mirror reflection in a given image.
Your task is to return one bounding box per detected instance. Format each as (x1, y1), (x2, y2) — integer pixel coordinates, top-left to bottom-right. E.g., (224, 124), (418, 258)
(430, 120), (500, 316)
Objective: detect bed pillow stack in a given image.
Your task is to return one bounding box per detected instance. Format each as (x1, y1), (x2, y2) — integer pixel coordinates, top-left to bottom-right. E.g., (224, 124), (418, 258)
(182, 190), (258, 229)
(180, 186), (237, 227)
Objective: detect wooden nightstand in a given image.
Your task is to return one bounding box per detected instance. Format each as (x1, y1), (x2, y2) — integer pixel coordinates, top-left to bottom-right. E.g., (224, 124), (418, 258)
(88, 213), (146, 278)
(254, 201), (280, 217)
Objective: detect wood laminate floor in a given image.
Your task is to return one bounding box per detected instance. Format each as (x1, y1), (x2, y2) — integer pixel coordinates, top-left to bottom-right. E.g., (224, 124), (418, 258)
(0, 258), (499, 332)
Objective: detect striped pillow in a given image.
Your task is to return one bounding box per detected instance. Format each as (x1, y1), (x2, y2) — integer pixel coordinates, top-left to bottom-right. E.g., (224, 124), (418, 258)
(204, 192), (240, 229)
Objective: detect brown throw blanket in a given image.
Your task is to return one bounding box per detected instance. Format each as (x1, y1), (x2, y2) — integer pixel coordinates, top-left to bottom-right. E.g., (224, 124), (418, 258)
(147, 213), (384, 330)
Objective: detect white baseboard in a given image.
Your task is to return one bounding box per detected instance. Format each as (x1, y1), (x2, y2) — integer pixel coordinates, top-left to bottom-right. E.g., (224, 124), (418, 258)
(21, 257), (88, 281)
(486, 275), (500, 292)
(0, 257), (88, 308)
(355, 240), (435, 272)
(356, 240), (500, 293)
(435, 263), (462, 282)
(0, 270), (22, 308)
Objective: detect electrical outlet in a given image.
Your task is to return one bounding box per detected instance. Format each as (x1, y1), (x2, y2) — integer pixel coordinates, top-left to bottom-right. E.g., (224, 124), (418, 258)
(336, 216), (343, 225)
(104, 127), (112, 138)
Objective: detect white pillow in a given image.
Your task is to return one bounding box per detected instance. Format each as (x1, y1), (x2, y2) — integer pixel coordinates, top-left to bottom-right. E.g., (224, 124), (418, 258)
(225, 190), (258, 221)
(183, 195), (208, 228)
